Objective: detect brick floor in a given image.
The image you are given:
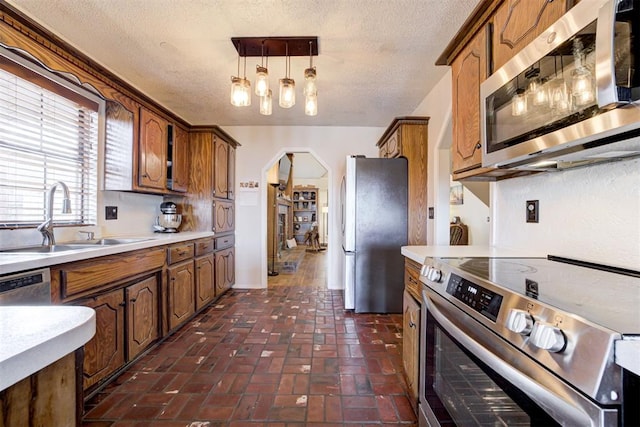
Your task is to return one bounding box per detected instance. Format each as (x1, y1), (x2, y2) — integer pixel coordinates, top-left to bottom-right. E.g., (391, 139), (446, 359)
(83, 250), (416, 426)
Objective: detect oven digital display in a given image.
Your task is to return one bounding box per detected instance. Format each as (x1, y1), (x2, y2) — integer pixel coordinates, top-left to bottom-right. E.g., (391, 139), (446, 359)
(446, 273), (503, 322)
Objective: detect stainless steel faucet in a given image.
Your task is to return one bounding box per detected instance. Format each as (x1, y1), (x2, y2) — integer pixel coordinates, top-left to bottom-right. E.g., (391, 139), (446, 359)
(37, 181), (72, 246)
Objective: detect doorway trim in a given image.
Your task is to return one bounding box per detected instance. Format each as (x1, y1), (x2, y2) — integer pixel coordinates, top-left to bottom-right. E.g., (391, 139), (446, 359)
(260, 147), (332, 288)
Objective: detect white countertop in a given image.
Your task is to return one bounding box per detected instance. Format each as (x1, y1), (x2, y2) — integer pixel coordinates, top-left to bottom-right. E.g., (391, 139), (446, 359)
(401, 245), (547, 265)
(0, 305), (96, 391)
(0, 231), (215, 276)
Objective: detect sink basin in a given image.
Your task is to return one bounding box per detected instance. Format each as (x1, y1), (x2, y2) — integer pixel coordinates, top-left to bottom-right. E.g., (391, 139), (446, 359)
(0, 238), (153, 254)
(0, 244), (99, 254)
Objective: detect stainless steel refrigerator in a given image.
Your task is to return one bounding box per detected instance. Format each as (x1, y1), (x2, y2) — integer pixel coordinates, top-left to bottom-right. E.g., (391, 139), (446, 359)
(340, 155), (408, 313)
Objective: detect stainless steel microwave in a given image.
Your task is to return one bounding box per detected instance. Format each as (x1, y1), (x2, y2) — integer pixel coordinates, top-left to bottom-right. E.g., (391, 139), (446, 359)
(481, 0), (640, 171)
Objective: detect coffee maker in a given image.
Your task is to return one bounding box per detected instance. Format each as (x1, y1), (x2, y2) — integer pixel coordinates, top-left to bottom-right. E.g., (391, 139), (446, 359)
(154, 202), (182, 233)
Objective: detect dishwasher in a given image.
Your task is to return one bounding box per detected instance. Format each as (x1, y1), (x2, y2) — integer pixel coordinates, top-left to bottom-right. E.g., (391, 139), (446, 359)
(0, 268), (51, 305)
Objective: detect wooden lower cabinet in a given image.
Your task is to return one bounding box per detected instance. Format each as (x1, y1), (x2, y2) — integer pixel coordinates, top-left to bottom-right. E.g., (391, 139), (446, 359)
(81, 288), (125, 391)
(167, 260), (196, 330)
(126, 276), (159, 360)
(0, 351), (80, 426)
(403, 291), (420, 411)
(80, 274), (161, 392)
(215, 247), (235, 295)
(195, 253), (214, 310)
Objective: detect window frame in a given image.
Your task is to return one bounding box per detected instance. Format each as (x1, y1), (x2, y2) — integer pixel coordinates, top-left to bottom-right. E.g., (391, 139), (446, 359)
(0, 46), (104, 229)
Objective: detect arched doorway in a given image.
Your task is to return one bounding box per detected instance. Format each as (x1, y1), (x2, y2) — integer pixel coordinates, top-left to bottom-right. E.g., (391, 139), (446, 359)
(264, 150), (329, 287)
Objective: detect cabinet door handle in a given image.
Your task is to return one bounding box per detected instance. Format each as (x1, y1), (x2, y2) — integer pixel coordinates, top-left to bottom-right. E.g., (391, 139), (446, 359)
(475, 142), (482, 150)
(409, 311), (417, 328)
(119, 301), (126, 307)
(130, 298), (137, 303)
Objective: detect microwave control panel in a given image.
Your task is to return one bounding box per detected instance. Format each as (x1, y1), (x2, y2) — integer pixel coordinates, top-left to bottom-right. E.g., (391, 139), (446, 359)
(446, 274), (503, 322)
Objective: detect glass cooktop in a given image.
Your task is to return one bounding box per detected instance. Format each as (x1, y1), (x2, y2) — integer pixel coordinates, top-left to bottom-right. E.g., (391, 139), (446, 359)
(438, 256), (640, 334)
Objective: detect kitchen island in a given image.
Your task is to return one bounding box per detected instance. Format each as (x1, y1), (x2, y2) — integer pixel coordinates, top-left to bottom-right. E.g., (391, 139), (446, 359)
(0, 306), (96, 425)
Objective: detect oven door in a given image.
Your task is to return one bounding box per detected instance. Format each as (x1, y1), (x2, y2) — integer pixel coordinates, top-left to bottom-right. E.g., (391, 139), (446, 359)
(419, 287), (618, 427)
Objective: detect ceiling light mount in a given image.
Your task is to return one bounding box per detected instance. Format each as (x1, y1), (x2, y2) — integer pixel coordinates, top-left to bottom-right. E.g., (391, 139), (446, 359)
(231, 37), (318, 58)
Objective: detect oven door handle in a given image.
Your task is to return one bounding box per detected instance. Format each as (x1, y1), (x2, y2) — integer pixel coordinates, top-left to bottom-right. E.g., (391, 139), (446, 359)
(423, 290), (602, 427)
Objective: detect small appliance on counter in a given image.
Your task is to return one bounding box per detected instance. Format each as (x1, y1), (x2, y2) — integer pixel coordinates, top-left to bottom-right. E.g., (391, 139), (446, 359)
(154, 202), (182, 233)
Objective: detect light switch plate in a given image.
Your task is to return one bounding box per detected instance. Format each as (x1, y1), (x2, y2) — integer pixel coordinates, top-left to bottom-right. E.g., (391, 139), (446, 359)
(526, 200), (539, 223)
(106, 206), (118, 220)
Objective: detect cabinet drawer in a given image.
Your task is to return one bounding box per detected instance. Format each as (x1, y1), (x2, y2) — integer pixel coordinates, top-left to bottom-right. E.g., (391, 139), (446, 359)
(168, 242), (194, 264)
(57, 248), (166, 301)
(215, 234), (234, 250)
(404, 258), (422, 301)
(195, 238), (214, 256)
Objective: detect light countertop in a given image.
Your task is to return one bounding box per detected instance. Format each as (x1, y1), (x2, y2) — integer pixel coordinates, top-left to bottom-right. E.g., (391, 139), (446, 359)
(0, 231), (215, 276)
(0, 305), (96, 391)
(401, 245), (547, 265)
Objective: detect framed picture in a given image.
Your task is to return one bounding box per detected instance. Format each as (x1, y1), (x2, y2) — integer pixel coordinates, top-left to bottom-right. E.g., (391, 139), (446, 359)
(450, 184), (464, 205)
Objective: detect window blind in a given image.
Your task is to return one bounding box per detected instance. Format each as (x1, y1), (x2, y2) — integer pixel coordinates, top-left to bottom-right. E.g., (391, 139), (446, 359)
(0, 61), (98, 227)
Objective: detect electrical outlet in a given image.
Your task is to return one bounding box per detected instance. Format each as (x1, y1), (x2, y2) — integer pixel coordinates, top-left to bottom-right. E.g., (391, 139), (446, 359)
(526, 200), (539, 223)
(105, 206), (118, 220)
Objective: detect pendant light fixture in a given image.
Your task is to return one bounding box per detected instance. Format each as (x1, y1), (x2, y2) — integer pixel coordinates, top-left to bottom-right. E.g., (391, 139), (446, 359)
(304, 40), (318, 116)
(304, 41), (317, 97)
(230, 51), (251, 107)
(230, 37), (318, 114)
(279, 42), (296, 108)
(255, 41), (269, 97)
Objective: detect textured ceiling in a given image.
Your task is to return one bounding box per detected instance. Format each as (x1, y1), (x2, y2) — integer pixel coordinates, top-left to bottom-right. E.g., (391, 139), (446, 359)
(5, 0), (481, 127)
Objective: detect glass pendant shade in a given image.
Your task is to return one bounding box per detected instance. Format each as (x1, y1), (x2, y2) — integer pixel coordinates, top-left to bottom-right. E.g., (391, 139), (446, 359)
(303, 67), (317, 96)
(230, 76), (251, 107)
(279, 78), (296, 108)
(305, 93), (317, 116)
(260, 89), (273, 115)
(571, 67), (595, 106)
(529, 78), (548, 106)
(255, 66), (269, 96)
(511, 89), (527, 116)
(549, 79), (570, 113)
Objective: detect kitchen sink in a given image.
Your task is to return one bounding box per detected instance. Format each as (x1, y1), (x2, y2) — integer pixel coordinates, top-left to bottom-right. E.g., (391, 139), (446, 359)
(0, 238), (153, 254)
(0, 244), (99, 254)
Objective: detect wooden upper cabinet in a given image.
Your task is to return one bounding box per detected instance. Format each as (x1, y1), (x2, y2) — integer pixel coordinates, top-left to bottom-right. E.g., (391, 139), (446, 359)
(227, 143), (236, 200)
(213, 198), (235, 234)
(492, 0), (570, 71)
(170, 125), (189, 192)
(376, 117), (428, 245)
(451, 28), (487, 176)
(213, 135), (229, 198)
(138, 107), (168, 190)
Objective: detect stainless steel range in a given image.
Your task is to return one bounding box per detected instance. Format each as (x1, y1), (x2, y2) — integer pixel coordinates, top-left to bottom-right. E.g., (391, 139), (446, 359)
(418, 255), (640, 427)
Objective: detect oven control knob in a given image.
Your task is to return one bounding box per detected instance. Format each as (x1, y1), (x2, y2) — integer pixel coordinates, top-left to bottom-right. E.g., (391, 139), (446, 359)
(529, 322), (566, 353)
(427, 268), (442, 283)
(506, 309), (534, 335)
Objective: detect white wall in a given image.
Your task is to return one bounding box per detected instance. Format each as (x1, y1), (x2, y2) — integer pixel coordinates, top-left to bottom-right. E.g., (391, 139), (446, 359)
(221, 126), (382, 289)
(492, 157), (640, 268)
(450, 185), (490, 246)
(0, 190), (162, 250)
